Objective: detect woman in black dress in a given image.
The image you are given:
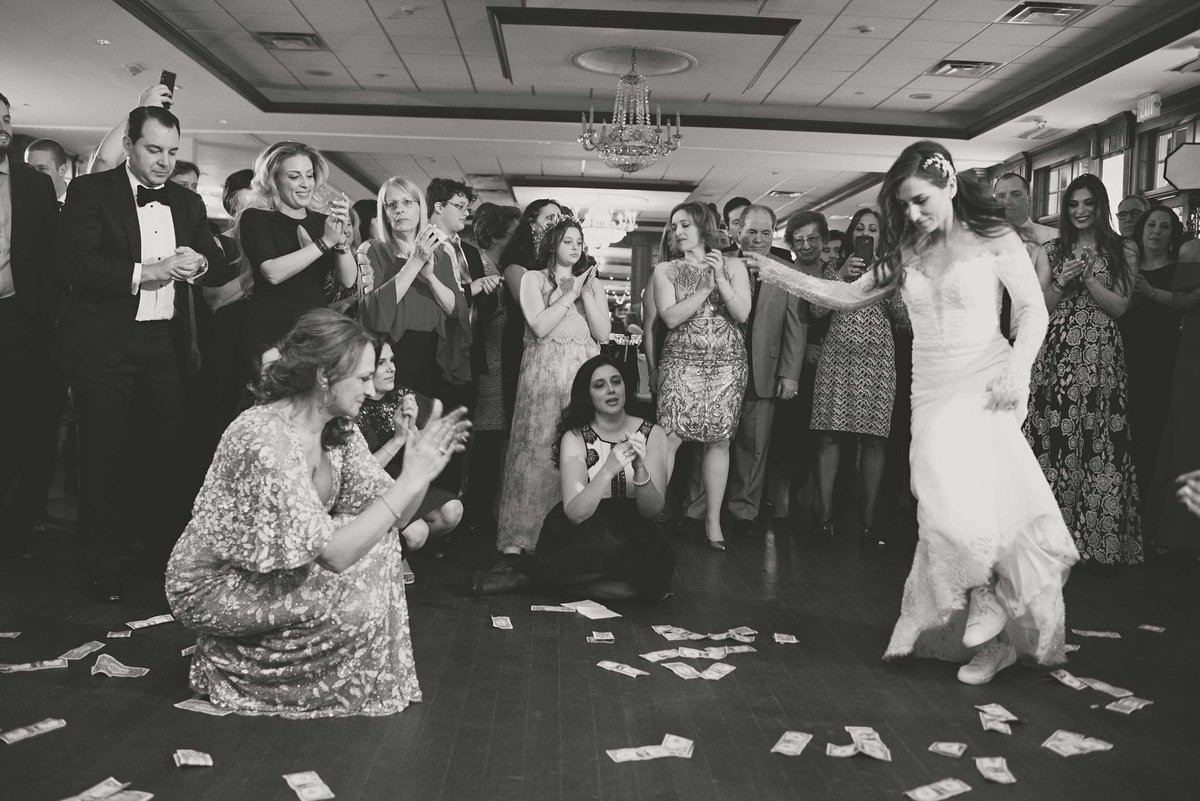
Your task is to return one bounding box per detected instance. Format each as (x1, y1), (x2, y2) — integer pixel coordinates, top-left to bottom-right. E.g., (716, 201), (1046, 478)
(240, 141), (356, 360)
(471, 354), (675, 601)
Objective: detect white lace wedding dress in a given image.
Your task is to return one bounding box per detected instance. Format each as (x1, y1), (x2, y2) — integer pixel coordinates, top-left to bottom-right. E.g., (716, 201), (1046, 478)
(759, 229), (1077, 666)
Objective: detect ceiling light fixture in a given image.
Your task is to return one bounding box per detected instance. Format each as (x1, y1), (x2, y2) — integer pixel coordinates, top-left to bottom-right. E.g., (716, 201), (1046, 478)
(95, 39), (112, 46)
(909, 93), (934, 99)
(579, 50), (683, 174)
(581, 207), (639, 250)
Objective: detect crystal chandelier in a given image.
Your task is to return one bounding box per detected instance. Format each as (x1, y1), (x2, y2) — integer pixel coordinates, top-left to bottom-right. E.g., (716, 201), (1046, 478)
(579, 50), (683, 174)
(581, 207), (638, 250)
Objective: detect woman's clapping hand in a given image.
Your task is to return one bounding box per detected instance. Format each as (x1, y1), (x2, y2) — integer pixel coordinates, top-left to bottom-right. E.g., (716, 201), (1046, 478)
(399, 400), (471, 486)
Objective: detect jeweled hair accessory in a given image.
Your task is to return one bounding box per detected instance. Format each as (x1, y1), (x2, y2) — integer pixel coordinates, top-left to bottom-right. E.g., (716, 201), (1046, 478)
(921, 152), (954, 178)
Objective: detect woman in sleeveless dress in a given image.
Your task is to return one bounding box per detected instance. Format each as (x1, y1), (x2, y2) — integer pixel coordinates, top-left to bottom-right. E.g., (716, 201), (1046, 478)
(471, 355), (675, 600)
(654, 202), (751, 550)
(495, 219), (610, 556)
(1026, 174), (1142, 566)
(747, 141), (1077, 686)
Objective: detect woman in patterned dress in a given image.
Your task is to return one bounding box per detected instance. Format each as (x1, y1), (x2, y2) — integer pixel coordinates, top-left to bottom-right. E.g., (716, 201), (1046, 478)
(494, 220), (610, 556)
(654, 202), (751, 550)
(809, 208), (897, 545)
(166, 310), (470, 717)
(1025, 174), (1142, 566)
(471, 355), (675, 599)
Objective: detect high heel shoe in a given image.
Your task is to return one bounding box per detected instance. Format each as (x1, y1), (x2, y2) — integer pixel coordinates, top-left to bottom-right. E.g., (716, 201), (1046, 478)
(706, 537), (727, 552)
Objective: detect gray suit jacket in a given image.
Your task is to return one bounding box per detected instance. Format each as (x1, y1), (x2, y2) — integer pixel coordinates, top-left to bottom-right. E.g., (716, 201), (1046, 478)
(746, 253), (807, 400)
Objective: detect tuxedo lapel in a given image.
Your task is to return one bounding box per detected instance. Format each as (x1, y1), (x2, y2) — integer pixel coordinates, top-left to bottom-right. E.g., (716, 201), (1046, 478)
(113, 165), (142, 263)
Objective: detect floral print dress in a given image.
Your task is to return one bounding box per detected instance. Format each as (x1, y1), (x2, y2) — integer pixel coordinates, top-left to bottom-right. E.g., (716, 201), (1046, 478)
(166, 405), (421, 718)
(1025, 240), (1143, 565)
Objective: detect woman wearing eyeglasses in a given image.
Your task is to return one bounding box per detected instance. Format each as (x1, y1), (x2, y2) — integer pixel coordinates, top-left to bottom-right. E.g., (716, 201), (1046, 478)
(357, 176), (470, 399)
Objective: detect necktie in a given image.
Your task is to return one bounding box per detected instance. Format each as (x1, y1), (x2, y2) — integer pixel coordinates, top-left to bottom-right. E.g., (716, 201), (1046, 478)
(136, 185), (170, 207)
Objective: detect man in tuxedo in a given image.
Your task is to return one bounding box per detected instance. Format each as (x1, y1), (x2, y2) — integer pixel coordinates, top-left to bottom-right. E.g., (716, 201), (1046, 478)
(727, 205), (807, 537)
(58, 105), (227, 601)
(0, 91), (61, 558)
(24, 138), (69, 204)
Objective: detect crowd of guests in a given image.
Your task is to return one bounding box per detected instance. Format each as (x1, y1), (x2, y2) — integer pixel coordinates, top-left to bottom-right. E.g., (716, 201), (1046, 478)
(3, 84), (1200, 712)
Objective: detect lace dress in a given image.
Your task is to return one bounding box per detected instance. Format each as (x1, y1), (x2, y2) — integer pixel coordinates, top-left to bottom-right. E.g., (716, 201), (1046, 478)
(495, 272), (600, 553)
(165, 405), (420, 717)
(1025, 241), (1142, 565)
(757, 230), (1077, 667)
(657, 258), (748, 442)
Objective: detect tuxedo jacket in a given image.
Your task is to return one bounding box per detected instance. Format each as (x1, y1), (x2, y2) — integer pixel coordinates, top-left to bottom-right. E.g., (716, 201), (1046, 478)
(5, 159), (60, 331)
(57, 163), (229, 380)
(746, 252), (807, 399)
(459, 239), (498, 375)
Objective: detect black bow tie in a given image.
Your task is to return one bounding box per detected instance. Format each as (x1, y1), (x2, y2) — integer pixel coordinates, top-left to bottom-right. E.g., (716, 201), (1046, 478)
(136, 185), (170, 207)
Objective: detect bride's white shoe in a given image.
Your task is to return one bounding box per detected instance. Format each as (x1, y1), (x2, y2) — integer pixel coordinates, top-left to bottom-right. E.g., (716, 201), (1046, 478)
(963, 585), (1007, 648)
(957, 641), (1017, 685)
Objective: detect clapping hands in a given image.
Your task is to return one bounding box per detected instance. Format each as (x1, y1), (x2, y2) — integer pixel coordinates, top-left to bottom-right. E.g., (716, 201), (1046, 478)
(400, 400), (471, 487)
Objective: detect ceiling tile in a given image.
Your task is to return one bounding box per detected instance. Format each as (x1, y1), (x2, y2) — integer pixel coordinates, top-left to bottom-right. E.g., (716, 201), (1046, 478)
(347, 66), (417, 90)
(1074, 6), (1142, 28)
(875, 38), (957, 60)
(896, 20), (989, 42)
(824, 16), (911, 38)
(272, 50), (343, 69)
(796, 51), (874, 71)
(304, 16), (384, 36)
(390, 36), (465, 56)
(324, 35), (396, 53)
(903, 74), (980, 91)
(820, 85), (895, 107)
(807, 35), (889, 57)
(921, 0), (1017, 23)
(858, 56), (935, 76)
(948, 42), (1033, 63)
(337, 49), (404, 68)
(1011, 46), (1089, 66)
(842, 0), (934, 18)
(458, 37), (498, 56)
(379, 17), (457, 37)
(215, 0), (296, 13)
(778, 33), (820, 54)
(761, 0), (851, 13)
(774, 68), (853, 87)
(969, 22), (1061, 46)
(292, 0), (376, 16)
(228, 13), (313, 33)
(1042, 25), (1122, 48)
(450, 19), (492, 39)
(371, 0), (449, 20)
(164, 10), (241, 31)
(842, 70), (918, 89)
(185, 29), (261, 50)
(763, 85), (835, 106)
(875, 87), (958, 110)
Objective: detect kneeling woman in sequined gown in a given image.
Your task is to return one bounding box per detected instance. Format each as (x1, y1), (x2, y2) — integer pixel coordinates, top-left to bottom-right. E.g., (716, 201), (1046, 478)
(166, 310), (470, 717)
(746, 141), (1077, 685)
(472, 354), (676, 601)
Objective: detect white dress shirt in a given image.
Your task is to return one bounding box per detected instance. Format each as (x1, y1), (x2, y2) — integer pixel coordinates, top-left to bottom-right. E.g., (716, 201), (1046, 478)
(127, 166), (177, 321)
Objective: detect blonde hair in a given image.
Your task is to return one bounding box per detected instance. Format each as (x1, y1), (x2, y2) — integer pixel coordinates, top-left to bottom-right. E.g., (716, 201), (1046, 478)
(251, 141), (330, 211)
(377, 176), (428, 258)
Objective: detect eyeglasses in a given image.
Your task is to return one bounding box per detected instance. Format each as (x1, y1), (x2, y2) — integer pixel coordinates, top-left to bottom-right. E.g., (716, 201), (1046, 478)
(384, 198), (418, 212)
(792, 236), (823, 247)
(1115, 210), (1144, 219)
(444, 200), (470, 214)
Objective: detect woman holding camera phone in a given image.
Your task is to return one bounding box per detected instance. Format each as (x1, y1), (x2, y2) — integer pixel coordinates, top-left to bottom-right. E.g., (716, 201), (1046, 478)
(807, 208), (897, 548)
(494, 219), (611, 557)
(1025, 174), (1142, 565)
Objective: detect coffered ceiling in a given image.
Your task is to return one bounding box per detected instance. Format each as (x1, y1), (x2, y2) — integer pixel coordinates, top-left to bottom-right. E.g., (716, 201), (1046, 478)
(5, 0), (1200, 224)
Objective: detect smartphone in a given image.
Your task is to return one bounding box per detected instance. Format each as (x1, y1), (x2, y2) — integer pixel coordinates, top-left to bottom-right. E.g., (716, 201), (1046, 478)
(854, 235), (874, 263)
(159, 70), (177, 109)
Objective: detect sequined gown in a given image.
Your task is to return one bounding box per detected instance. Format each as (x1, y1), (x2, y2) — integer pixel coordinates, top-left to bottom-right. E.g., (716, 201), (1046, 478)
(495, 272), (600, 553)
(166, 405), (421, 718)
(757, 230), (1077, 667)
(657, 259), (748, 442)
(1025, 240), (1143, 566)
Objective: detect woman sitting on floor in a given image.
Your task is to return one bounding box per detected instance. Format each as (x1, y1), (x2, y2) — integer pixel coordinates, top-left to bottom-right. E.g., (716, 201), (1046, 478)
(471, 354), (675, 601)
(166, 309), (470, 717)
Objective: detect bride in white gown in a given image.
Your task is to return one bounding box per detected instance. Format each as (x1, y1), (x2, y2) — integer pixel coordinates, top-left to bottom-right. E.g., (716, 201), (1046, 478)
(745, 141), (1077, 685)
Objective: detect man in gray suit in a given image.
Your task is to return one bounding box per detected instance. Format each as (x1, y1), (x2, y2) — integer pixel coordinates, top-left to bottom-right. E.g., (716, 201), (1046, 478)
(728, 204), (807, 537)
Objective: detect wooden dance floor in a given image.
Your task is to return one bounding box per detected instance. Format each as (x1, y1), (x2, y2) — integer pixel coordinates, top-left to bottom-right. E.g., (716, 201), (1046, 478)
(2, 515), (1198, 800)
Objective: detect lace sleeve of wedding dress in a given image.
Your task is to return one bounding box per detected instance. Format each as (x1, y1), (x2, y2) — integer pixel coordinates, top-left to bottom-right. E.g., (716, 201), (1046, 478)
(990, 230), (1049, 381)
(757, 259), (895, 311)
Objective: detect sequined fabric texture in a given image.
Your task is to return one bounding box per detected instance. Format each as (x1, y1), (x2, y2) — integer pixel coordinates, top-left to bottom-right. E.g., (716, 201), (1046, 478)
(166, 405), (422, 718)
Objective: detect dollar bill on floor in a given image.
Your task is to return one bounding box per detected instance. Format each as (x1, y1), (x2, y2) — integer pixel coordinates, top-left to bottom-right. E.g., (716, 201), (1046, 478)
(491, 616), (513, 630)
(105, 792), (154, 801)
(774, 633), (798, 644)
(1071, 629), (1120, 639)
(845, 726), (891, 762)
(1105, 696), (1153, 715)
(1064, 643), (1081, 652)
(0, 717), (66, 744)
(59, 641), (106, 661)
(58, 775), (130, 800)
(1079, 678), (1133, 698)
(562, 600), (621, 620)
(640, 649), (679, 663)
(586, 636), (614, 644)
(181, 645), (197, 657)
(973, 703), (1018, 722)
(975, 756), (1016, 784)
(173, 749), (213, 767)
(659, 661), (702, 680)
(825, 742), (859, 757)
(771, 731), (812, 756)
(126, 614), (175, 630)
(530, 605), (574, 612)
(106, 631), (131, 639)
(1049, 669), (1087, 690)
(660, 733), (694, 758)
(699, 663), (736, 681)
(174, 698), (233, 716)
(928, 742), (967, 758)
(1041, 729), (1113, 757)
(92, 654), (149, 678)
(978, 712), (1011, 735)
(606, 745), (669, 762)
(904, 777), (972, 800)
(726, 644), (756, 654)
(283, 770), (335, 801)
(1137, 624), (1165, 633)
(0, 658), (68, 673)
(597, 660), (648, 678)
(0, 632), (19, 638)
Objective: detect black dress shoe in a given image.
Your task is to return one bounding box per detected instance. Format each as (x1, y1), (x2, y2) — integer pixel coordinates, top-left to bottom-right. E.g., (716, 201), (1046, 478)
(88, 579), (123, 603)
(732, 518), (758, 538)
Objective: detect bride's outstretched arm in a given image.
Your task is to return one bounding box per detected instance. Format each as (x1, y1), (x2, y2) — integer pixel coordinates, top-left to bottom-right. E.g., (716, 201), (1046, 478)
(743, 251), (895, 311)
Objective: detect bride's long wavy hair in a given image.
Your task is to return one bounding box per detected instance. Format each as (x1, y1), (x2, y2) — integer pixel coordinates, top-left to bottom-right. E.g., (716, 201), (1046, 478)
(874, 140), (1010, 287)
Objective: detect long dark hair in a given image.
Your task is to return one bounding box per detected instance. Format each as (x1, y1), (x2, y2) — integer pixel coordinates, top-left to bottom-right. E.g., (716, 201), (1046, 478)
(660, 201), (721, 262)
(551, 354), (627, 467)
(255, 309), (375, 450)
(875, 140), (1009, 286)
(1057, 173), (1131, 292)
(500, 198), (561, 268)
(535, 218), (588, 273)
(840, 208), (880, 261)
(1132, 205), (1186, 261)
